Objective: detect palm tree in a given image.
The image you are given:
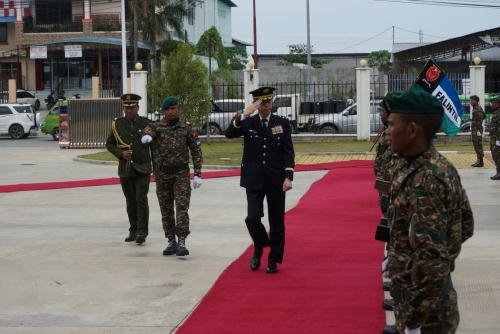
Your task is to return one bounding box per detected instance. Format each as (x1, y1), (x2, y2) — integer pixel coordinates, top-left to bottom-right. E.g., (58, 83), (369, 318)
(136, 0), (189, 72)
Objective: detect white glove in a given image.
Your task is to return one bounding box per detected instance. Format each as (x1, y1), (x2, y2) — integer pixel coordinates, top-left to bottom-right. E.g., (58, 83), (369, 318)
(192, 176), (202, 189)
(141, 135), (152, 144)
(405, 327), (421, 334)
(382, 257), (388, 273)
(496, 140), (500, 146)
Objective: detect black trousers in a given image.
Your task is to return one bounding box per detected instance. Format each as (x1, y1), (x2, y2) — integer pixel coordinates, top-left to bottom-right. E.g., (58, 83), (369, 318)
(245, 184), (286, 263)
(120, 172), (150, 237)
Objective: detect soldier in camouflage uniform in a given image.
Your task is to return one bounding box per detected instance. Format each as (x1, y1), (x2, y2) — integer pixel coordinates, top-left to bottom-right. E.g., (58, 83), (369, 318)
(384, 88), (474, 334)
(141, 96), (203, 256)
(106, 94), (152, 245)
(462, 95), (485, 167)
(489, 96), (500, 180)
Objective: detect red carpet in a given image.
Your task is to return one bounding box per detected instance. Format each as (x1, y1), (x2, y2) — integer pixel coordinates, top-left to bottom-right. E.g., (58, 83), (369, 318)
(0, 162), (371, 193)
(177, 161), (385, 334)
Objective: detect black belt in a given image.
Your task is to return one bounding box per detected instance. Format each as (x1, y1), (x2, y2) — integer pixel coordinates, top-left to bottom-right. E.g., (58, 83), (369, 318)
(159, 163), (189, 174)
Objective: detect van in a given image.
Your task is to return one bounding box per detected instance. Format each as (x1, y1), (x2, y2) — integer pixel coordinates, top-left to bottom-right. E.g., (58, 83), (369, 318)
(0, 104), (36, 139)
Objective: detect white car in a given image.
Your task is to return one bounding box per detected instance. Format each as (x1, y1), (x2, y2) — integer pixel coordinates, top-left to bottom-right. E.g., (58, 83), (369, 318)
(17, 89), (41, 111)
(0, 104), (36, 139)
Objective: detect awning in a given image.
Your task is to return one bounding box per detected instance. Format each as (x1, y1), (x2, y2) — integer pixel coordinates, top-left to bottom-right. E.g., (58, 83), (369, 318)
(0, 0), (30, 19)
(31, 37), (152, 50)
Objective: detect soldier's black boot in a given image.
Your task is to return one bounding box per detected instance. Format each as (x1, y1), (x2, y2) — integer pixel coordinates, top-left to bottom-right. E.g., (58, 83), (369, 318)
(124, 233), (136, 242)
(471, 159), (483, 167)
(491, 169), (500, 180)
(176, 237), (189, 256)
(135, 235), (146, 245)
(381, 325), (397, 334)
(250, 246), (263, 270)
(382, 298), (394, 311)
(162, 237), (177, 256)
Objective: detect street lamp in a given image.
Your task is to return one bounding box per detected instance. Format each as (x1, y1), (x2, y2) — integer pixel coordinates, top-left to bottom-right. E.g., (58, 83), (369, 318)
(121, 0), (127, 94)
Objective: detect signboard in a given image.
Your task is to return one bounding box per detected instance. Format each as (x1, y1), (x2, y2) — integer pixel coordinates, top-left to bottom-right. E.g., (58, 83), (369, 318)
(30, 46), (47, 59)
(479, 35), (500, 47)
(64, 45), (82, 58)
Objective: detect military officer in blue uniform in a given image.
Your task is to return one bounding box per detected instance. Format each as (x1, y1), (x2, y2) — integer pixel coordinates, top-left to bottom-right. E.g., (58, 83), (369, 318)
(225, 87), (295, 273)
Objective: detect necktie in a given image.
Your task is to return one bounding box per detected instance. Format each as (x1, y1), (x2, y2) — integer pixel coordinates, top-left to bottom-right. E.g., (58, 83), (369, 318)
(262, 119), (268, 129)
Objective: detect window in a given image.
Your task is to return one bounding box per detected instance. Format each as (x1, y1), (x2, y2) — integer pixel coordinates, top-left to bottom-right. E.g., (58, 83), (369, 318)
(0, 23), (7, 43)
(0, 106), (12, 115)
(17, 91), (34, 99)
(36, 0), (72, 24)
(14, 106), (33, 114)
(273, 97), (292, 108)
(212, 101), (243, 113)
(188, 7), (195, 25)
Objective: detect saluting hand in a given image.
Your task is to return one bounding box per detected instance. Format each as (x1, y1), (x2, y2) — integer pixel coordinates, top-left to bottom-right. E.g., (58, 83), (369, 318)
(242, 100), (262, 118)
(122, 150), (133, 161)
(283, 178), (292, 192)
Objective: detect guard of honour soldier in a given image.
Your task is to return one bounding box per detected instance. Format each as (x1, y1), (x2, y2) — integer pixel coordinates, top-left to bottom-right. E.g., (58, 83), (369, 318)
(376, 87), (474, 334)
(106, 94), (202, 256)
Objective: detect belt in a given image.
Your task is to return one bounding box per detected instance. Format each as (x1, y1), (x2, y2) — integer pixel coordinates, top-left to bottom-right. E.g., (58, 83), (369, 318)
(159, 163), (189, 174)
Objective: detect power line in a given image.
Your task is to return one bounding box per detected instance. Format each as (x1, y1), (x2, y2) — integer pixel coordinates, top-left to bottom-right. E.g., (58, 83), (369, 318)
(374, 0), (500, 8)
(334, 27), (392, 52)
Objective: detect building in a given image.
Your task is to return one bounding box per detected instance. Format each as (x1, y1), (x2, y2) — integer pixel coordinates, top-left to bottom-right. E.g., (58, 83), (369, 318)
(0, 0), (238, 94)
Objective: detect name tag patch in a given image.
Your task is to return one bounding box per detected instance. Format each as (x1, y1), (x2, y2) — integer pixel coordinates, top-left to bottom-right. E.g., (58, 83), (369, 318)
(271, 125), (283, 135)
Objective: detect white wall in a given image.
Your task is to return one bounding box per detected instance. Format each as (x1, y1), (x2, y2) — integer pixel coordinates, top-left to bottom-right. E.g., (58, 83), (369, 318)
(184, 0), (233, 47)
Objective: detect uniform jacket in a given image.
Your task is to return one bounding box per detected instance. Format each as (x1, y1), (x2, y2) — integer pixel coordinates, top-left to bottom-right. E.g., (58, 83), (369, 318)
(143, 119), (202, 175)
(471, 105), (485, 133)
(490, 108), (500, 146)
(225, 113), (295, 190)
(387, 146), (474, 328)
(106, 116), (152, 177)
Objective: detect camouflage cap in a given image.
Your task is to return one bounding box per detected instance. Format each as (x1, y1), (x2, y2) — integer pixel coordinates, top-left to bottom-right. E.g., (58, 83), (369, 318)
(161, 96), (179, 110)
(382, 86), (443, 116)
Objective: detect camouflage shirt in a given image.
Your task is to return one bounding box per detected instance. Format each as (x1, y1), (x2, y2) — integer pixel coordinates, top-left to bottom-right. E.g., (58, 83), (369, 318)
(471, 105), (485, 133)
(144, 119), (202, 175)
(387, 146), (474, 328)
(490, 108), (500, 144)
(374, 131), (390, 178)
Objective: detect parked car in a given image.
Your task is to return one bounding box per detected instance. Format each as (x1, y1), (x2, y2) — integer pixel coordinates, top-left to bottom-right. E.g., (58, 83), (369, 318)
(0, 103), (36, 139)
(40, 100), (68, 141)
(16, 89), (41, 111)
(307, 101), (383, 134)
(203, 99), (245, 135)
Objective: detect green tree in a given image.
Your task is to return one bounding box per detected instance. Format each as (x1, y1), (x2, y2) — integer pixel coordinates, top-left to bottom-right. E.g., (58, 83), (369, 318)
(225, 45), (248, 70)
(280, 43), (328, 69)
(137, 0), (189, 72)
(197, 26), (228, 69)
(368, 50), (391, 72)
(147, 43), (211, 127)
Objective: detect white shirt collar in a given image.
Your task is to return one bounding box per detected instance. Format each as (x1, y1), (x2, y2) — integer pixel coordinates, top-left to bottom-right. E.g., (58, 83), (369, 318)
(259, 114), (271, 122)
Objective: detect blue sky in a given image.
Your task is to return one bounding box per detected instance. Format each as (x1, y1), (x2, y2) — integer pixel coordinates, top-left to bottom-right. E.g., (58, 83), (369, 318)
(231, 0), (500, 54)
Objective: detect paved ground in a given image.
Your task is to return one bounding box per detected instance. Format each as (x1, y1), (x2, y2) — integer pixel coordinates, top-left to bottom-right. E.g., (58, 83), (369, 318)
(1, 138), (499, 333)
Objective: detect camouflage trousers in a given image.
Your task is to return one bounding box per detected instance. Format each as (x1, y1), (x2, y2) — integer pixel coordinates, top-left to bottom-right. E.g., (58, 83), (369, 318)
(471, 129), (483, 160)
(155, 169), (191, 239)
(492, 145), (500, 172)
(392, 276), (459, 334)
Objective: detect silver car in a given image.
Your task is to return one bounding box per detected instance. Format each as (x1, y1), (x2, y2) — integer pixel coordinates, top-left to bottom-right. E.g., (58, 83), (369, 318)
(308, 101), (383, 134)
(203, 99), (244, 135)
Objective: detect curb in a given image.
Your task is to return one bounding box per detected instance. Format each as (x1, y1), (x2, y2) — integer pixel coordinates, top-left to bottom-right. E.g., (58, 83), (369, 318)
(73, 157), (241, 170)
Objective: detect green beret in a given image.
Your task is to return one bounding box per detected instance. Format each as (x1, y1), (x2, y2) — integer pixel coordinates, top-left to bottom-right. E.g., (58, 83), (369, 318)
(383, 86), (443, 116)
(161, 96), (179, 110)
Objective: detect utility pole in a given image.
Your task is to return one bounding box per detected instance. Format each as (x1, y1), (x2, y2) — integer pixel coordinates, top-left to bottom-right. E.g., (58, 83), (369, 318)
(252, 0), (258, 68)
(392, 25), (395, 45)
(121, 0), (127, 94)
(306, 0), (312, 100)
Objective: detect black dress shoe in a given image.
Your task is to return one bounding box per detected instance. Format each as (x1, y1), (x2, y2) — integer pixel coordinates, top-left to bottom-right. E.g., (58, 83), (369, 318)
(266, 258), (278, 274)
(471, 160), (484, 167)
(250, 247), (263, 270)
(491, 173), (500, 180)
(382, 325), (397, 334)
(135, 235), (146, 245)
(125, 233), (136, 242)
(382, 298), (394, 311)
(382, 281), (392, 291)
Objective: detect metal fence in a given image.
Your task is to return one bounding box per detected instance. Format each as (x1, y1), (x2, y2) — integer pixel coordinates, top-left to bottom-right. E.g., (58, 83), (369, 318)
(0, 80), (7, 103)
(67, 99), (123, 148)
(388, 72), (470, 95)
(101, 80), (122, 98)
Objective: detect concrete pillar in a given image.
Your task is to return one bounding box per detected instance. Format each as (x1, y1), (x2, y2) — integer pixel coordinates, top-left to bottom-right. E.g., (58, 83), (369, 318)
(356, 65), (371, 141)
(130, 71), (148, 117)
(16, 0), (22, 22)
(243, 69), (259, 108)
(470, 64), (486, 107)
(8, 79), (16, 103)
(84, 0), (91, 20)
(92, 76), (100, 99)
